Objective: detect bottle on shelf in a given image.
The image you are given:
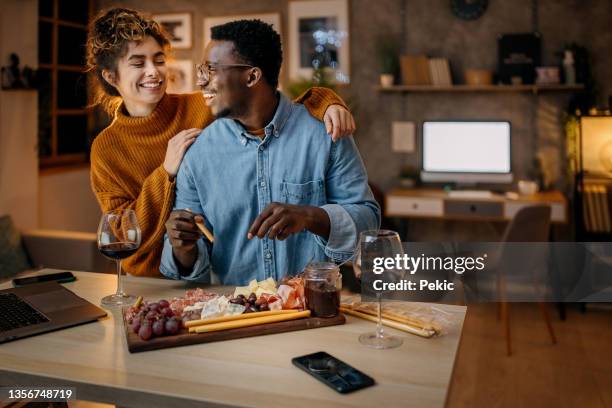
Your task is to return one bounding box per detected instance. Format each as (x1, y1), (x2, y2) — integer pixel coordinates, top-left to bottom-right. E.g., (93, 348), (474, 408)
(563, 49), (576, 85)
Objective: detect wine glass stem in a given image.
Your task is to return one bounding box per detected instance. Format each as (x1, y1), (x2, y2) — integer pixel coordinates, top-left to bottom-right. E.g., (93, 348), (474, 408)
(115, 259), (124, 297)
(376, 292), (384, 338)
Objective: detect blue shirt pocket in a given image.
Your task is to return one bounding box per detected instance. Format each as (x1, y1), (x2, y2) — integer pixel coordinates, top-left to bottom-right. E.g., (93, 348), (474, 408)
(280, 179), (325, 206)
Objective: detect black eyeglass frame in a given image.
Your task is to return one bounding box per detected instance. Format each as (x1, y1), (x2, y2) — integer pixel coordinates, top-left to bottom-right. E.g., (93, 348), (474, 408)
(195, 62), (255, 81)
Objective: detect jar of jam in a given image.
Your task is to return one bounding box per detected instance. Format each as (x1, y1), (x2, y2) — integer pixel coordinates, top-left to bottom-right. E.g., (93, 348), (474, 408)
(304, 262), (342, 317)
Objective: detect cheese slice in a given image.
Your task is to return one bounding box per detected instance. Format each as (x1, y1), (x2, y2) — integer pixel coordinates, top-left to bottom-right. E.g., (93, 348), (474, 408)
(233, 277), (278, 298)
(247, 279), (259, 293)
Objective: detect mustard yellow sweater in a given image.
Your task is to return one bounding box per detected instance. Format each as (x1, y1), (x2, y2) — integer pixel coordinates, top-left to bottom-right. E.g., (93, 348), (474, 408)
(90, 88), (345, 277)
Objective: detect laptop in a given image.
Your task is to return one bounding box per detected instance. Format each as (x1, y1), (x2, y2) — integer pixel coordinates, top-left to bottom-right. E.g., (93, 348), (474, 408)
(0, 281), (107, 343)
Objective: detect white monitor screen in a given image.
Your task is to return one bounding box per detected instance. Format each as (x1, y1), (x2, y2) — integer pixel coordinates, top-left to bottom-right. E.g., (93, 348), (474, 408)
(422, 121), (511, 174)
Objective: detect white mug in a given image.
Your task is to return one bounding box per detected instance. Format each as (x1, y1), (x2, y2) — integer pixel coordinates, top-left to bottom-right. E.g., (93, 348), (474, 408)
(517, 180), (539, 195)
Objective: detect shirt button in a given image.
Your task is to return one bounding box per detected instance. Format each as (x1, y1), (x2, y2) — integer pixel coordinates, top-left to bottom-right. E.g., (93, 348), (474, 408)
(265, 251), (272, 259)
(260, 181), (266, 187)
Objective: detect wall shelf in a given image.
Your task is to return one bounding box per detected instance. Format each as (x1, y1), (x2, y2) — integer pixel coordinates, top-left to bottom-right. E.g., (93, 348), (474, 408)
(0, 88), (38, 92)
(375, 84), (584, 95)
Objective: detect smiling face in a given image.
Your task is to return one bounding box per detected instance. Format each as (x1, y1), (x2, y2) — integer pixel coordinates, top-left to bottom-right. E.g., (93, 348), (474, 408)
(103, 36), (167, 117)
(198, 40), (251, 119)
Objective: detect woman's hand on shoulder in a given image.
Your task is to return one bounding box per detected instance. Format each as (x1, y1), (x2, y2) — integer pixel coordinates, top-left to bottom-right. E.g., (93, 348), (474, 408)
(323, 104), (356, 142)
(163, 128), (202, 179)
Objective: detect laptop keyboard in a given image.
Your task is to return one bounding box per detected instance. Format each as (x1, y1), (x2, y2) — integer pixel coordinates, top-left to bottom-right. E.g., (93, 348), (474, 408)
(0, 293), (50, 332)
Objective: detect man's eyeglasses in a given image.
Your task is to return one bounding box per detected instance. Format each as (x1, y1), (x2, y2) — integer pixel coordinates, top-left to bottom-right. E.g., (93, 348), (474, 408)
(195, 63), (254, 81)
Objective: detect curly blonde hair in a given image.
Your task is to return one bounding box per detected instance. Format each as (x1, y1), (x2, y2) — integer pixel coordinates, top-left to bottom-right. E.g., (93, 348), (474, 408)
(86, 8), (170, 113)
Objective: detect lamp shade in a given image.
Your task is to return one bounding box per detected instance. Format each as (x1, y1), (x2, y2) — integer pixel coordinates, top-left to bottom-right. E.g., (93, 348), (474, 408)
(581, 116), (612, 176)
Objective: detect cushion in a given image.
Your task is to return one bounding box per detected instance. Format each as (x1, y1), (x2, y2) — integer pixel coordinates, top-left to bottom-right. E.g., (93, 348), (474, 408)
(0, 215), (32, 278)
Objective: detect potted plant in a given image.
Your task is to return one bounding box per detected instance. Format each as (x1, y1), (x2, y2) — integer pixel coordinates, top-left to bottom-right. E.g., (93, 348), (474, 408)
(398, 165), (419, 188)
(286, 68), (337, 98)
(376, 36), (399, 88)
(287, 68), (358, 112)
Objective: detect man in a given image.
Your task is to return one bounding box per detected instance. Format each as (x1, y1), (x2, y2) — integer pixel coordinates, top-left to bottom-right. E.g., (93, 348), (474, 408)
(160, 19), (379, 285)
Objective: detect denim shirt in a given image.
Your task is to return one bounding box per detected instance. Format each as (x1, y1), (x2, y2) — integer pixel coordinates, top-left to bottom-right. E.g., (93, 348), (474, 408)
(160, 93), (380, 285)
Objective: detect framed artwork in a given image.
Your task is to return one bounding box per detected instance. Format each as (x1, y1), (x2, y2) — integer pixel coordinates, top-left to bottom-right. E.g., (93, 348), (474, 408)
(153, 12), (192, 49)
(166, 59), (194, 94)
(203, 13), (281, 49)
(288, 0), (350, 83)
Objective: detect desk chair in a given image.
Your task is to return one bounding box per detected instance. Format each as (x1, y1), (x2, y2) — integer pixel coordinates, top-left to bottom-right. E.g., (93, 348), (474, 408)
(498, 205), (557, 356)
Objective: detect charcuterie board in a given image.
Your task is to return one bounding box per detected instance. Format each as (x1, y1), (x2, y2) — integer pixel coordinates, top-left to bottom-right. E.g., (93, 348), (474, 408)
(123, 310), (345, 353)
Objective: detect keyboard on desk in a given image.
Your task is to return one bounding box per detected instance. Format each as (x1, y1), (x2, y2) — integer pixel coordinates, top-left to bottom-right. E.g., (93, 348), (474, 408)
(0, 292), (49, 332)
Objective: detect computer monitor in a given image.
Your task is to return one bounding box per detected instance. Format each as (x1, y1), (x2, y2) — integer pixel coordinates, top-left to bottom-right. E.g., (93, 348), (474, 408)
(421, 121), (513, 184)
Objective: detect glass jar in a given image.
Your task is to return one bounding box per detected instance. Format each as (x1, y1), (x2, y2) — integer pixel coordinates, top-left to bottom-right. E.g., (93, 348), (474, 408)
(304, 262), (342, 317)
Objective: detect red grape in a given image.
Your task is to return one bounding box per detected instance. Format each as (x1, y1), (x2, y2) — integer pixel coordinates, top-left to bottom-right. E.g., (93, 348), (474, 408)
(152, 319), (166, 336)
(165, 318), (179, 335)
(130, 317), (141, 334)
(161, 307), (173, 318)
(158, 299), (170, 309)
(138, 323), (152, 340)
(148, 302), (160, 312)
(145, 310), (158, 321)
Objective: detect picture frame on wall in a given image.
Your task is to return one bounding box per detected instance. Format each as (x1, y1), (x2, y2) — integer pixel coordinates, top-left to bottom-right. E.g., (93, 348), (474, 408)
(166, 59), (194, 94)
(288, 0), (350, 83)
(203, 13), (281, 49)
(153, 12), (192, 49)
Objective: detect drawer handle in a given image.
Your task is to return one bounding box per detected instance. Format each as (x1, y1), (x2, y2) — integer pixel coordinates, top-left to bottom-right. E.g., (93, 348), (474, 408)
(470, 205), (476, 212)
(412, 203), (418, 209)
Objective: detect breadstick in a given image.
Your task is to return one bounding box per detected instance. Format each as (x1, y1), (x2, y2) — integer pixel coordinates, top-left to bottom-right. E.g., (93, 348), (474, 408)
(186, 309), (299, 332)
(339, 307), (435, 338)
(194, 310), (311, 333)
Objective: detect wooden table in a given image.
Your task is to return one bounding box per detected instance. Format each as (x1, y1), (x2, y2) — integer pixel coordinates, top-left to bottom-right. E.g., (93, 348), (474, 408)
(0, 270), (466, 408)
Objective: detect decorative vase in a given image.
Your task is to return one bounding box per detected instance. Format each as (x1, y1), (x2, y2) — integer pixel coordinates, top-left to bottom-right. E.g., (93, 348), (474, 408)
(380, 74), (394, 88)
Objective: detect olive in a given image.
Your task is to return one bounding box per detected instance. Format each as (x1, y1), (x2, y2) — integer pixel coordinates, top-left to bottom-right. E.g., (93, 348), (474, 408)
(259, 302), (269, 311)
(237, 294), (246, 299)
(229, 298), (242, 304)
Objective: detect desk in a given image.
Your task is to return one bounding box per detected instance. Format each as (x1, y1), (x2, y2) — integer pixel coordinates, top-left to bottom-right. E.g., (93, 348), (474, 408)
(0, 270), (466, 408)
(386, 188), (568, 223)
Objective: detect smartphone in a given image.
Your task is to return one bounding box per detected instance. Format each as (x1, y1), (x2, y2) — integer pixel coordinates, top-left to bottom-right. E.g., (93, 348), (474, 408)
(13, 271), (76, 287)
(292, 351), (375, 394)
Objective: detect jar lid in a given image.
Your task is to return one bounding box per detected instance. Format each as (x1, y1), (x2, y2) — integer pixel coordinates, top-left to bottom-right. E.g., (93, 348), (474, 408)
(304, 262), (339, 280)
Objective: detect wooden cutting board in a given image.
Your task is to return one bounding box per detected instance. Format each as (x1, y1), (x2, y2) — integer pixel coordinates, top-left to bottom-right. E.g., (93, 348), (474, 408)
(123, 311), (345, 353)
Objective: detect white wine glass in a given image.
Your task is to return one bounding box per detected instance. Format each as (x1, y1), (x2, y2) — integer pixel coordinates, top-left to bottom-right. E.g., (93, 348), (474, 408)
(353, 229), (404, 349)
(97, 209), (141, 307)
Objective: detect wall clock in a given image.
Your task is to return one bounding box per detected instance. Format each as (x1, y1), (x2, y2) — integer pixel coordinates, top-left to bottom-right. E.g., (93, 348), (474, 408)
(451, 0), (488, 20)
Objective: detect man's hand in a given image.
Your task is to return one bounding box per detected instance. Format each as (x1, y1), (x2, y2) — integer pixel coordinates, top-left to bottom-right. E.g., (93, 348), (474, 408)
(323, 104), (356, 143)
(165, 209), (203, 272)
(247, 203), (330, 241)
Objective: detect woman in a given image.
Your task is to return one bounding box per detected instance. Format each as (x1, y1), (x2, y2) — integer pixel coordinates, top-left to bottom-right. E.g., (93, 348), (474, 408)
(87, 8), (356, 277)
